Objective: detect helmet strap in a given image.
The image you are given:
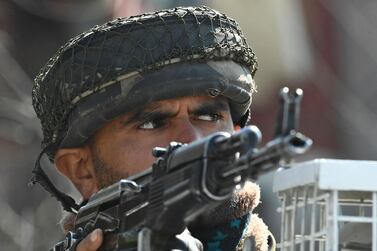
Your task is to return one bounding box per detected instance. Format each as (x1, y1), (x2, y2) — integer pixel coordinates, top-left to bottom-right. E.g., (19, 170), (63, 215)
(29, 145), (80, 213)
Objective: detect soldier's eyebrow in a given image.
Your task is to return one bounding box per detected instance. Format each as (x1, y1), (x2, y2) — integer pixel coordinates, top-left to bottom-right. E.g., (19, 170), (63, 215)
(121, 98), (230, 126)
(121, 103), (176, 127)
(190, 99), (230, 116)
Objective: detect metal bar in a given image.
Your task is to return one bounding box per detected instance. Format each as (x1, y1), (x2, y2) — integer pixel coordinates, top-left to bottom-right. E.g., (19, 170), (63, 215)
(319, 203), (324, 251)
(335, 215), (373, 223)
(280, 192), (287, 251)
(373, 192), (377, 251)
(331, 190), (339, 251)
(300, 187), (308, 251)
(310, 186), (317, 251)
(325, 190), (331, 251)
(294, 229), (327, 240)
(321, 193), (330, 250)
(290, 189), (298, 251)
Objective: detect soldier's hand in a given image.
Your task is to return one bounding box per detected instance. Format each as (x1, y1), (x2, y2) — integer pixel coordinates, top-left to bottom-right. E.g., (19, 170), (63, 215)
(76, 229), (103, 251)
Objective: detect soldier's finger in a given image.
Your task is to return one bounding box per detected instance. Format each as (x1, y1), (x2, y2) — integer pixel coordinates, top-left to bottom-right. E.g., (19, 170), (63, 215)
(76, 229), (103, 251)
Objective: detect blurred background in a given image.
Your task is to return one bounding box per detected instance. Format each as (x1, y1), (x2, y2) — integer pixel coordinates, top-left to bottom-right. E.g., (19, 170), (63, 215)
(0, 0), (376, 249)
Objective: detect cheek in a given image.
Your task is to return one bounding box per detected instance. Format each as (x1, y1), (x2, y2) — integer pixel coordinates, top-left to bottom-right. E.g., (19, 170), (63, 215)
(209, 115), (235, 134)
(108, 136), (162, 177)
(219, 120), (235, 132)
(223, 113), (236, 132)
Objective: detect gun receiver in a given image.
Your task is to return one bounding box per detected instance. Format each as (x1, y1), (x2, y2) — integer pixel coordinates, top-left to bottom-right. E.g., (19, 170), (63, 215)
(51, 87), (312, 251)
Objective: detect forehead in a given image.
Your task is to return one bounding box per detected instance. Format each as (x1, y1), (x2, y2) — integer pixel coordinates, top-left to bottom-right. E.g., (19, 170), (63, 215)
(140, 96), (229, 111)
(113, 95), (230, 123)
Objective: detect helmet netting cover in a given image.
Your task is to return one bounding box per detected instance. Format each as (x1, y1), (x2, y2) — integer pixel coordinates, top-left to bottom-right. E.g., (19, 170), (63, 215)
(32, 6), (258, 160)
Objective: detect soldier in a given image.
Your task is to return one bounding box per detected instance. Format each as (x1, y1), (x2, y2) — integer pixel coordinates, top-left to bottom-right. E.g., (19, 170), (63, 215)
(32, 6), (275, 251)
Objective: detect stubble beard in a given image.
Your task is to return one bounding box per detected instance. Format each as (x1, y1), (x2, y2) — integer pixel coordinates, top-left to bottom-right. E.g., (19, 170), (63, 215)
(90, 143), (129, 190)
(189, 181), (260, 229)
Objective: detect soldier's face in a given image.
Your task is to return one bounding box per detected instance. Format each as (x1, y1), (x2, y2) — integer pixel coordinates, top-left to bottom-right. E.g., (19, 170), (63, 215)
(88, 96), (236, 190)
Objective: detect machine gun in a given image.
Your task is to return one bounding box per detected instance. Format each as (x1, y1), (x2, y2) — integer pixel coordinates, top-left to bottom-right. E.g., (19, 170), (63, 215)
(51, 87), (312, 251)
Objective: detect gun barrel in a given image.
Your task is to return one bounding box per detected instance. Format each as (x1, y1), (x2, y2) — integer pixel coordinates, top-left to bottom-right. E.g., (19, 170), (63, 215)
(221, 131), (312, 179)
(281, 131), (313, 155)
(210, 125), (261, 157)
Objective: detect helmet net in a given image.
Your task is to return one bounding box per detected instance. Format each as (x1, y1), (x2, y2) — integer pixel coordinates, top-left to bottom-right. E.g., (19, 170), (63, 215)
(32, 6), (258, 160)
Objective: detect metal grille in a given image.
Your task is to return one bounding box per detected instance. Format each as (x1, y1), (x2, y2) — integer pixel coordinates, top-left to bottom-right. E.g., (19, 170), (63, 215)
(274, 159), (377, 251)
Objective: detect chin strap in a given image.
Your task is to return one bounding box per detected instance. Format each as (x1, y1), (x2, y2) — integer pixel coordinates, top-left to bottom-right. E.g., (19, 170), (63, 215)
(29, 146), (80, 213)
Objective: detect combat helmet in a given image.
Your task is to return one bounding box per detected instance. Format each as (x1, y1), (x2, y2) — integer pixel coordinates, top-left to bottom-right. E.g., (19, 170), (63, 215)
(31, 6), (258, 212)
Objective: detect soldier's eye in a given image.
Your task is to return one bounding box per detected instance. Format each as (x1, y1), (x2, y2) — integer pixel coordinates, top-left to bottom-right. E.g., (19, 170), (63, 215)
(138, 119), (166, 130)
(196, 113), (223, 122)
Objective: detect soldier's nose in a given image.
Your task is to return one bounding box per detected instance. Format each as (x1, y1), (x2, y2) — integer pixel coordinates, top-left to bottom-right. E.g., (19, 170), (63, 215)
(174, 121), (203, 144)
